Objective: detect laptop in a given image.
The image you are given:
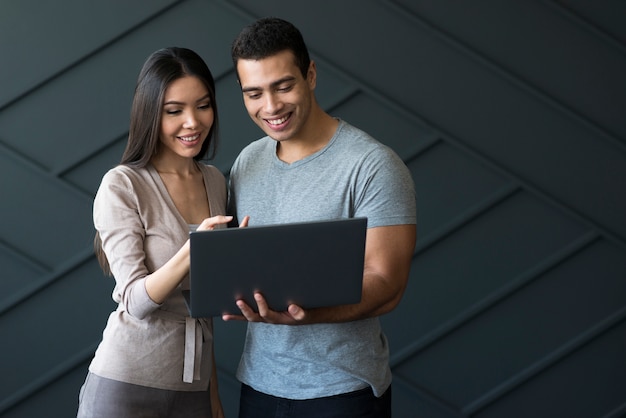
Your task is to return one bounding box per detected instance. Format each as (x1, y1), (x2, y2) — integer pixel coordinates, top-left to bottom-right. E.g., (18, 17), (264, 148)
(184, 217), (367, 317)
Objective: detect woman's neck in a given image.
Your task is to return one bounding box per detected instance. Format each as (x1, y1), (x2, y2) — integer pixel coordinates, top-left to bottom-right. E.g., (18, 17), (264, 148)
(151, 154), (198, 176)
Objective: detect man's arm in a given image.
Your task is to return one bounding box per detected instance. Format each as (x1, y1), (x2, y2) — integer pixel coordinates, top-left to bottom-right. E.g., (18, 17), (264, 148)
(223, 223), (416, 324)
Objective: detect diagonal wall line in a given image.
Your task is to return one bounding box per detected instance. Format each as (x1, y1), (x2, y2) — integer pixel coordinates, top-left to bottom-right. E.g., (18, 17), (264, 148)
(382, 0), (626, 152)
(300, 0), (626, 250)
(0, 247), (95, 316)
(464, 307), (626, 414)
(543, 0), (626, 55)
(391, 374), (466, 417)
(0, 342), (99, 414)
(0, 0), (186, 113)
(390, 231), (601, 368)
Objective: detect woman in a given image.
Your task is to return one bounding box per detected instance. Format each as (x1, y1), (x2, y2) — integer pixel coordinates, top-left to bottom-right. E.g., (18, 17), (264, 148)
(77, 47), (247, 418)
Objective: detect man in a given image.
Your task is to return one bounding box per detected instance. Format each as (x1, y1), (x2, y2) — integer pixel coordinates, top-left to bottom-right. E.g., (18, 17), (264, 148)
(225, 17), (417, 418)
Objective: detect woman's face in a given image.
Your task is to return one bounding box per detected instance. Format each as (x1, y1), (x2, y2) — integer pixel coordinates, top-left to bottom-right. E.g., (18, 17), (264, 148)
(158, 75), (214, 161)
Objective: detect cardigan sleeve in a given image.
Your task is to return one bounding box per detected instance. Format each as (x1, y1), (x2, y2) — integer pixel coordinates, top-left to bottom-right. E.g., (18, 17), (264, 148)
(93, 168), (160, 318)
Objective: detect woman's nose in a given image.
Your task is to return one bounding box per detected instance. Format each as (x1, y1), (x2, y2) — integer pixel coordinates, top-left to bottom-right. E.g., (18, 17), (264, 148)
(183, 111), (197, 129)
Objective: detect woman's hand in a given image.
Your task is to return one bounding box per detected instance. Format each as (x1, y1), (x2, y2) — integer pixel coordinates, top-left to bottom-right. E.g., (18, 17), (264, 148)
(196, 214), (249, 231)
(196, 215), (233, 232)
(144, 215), (240, 304)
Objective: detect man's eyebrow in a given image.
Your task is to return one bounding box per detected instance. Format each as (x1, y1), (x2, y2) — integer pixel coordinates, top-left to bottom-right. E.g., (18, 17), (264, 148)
(241, 76), (297, 93)
(241, 86), (261, 94)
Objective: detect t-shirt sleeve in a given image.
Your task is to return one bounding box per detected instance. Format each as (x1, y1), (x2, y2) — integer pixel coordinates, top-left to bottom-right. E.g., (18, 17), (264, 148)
(354, 146), (417, 228)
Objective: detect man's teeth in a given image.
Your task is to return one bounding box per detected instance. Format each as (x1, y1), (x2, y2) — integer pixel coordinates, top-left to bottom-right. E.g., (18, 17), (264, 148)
(267, 116), (288, 125)
(179, 134), (199, 142)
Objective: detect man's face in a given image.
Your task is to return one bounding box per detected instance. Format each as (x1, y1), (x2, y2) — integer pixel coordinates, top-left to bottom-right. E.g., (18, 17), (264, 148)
(237, 50), (316, 143)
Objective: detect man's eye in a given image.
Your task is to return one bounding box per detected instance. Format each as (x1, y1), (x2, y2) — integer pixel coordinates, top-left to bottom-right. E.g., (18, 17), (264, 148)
(276, 84), (294, 93)
(247, 93), (261, 100)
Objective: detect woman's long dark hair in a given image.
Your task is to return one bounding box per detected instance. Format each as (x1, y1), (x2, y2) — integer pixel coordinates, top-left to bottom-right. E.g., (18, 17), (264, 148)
(95, 47), (219, 276)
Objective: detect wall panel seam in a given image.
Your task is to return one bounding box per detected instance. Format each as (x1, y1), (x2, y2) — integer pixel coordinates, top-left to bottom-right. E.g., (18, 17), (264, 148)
(391, 374), (466, 417)
(542, 0), (626, 55)
(0, 248), (95, 316)
(291, 6), (626, 249)
(0, 343), (99, 414)
(463, 307), (626, 414)
(413, 184), (520, 256)
(602, 401), (626, 418)
(381, 0), (626, 151)
(0, 135), (102, 202)
(0, 239), (49, 274)
(391, 231), (600, 367)
(0, 0), (186, 113)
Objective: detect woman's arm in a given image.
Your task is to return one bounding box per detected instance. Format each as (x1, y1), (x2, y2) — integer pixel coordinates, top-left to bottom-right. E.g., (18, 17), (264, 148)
(144, 216), (233, 304)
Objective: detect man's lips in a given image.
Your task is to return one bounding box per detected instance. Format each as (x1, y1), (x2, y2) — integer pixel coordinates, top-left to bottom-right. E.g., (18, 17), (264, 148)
(264, 114), (291, 130)
(266, 115), (289, 125)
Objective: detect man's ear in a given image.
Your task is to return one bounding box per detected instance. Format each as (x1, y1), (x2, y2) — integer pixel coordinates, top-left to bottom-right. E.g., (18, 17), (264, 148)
(307, 60), (317, 90)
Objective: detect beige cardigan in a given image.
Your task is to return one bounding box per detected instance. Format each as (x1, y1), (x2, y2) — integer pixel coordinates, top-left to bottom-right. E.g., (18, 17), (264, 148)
(89, 162), (227, 391)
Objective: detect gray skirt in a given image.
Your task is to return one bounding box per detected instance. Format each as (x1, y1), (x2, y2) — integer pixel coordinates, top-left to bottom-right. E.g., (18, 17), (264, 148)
(76, 372), (212, 418)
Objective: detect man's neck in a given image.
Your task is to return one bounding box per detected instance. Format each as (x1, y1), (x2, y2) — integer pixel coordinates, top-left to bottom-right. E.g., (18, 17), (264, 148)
(276, 112), (339, 164)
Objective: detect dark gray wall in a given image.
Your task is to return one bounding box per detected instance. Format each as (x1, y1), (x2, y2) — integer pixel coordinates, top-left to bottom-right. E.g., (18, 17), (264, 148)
(1, 1), (625, 417)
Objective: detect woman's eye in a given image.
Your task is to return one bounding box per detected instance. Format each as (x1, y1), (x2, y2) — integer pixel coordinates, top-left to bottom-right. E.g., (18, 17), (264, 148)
(198, 103), (212, 110)
(165, 109), (181, 115)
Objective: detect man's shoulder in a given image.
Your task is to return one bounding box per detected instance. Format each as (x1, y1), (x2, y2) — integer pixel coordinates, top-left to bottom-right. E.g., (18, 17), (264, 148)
(335, 120), (384, 150)
(334, 121), (399, 163)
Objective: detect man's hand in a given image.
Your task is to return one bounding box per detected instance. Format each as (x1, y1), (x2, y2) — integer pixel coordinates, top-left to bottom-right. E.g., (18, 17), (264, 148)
(222, 292), (306, 324)
(221, 224), (416, 324)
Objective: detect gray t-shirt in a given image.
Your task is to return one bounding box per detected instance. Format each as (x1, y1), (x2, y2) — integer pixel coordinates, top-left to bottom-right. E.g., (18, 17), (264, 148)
(228, 119), (416, 399)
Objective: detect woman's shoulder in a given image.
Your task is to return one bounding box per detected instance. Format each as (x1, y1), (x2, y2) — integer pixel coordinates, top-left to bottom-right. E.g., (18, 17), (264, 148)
(102, 164), (146, 179)
(98, 165), (152, 193)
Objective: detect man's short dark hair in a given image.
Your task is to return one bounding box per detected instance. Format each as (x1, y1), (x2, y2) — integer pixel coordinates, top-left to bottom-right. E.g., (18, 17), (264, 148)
(231, 17), (311, 79)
